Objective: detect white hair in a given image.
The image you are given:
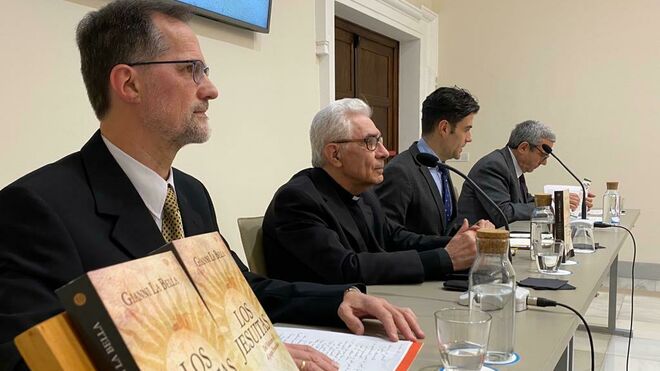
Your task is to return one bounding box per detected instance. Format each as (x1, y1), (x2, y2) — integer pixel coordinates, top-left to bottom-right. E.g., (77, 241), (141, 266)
(310, 98), (372, 167)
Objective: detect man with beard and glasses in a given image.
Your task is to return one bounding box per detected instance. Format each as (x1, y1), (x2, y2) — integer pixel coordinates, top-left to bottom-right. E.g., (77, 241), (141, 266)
(0, 1), (423, 370)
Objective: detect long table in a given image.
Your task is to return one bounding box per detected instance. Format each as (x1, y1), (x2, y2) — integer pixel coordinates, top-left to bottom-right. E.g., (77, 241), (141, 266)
(367, 210), (639, 371)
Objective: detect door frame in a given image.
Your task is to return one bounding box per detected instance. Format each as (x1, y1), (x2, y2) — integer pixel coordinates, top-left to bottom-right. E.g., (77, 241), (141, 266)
(315, 0), (438, 151)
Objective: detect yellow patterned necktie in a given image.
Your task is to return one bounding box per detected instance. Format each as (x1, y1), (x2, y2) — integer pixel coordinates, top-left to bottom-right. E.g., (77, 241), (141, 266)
(162, 185), (185, 242)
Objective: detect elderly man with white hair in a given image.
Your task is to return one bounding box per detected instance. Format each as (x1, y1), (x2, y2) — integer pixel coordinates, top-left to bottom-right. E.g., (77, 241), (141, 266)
(262, 98), (481, 286)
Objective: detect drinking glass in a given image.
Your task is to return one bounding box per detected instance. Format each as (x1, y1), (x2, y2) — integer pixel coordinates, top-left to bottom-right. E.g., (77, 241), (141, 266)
(435, 308), (492, 371)
(536, 239), (563, 273)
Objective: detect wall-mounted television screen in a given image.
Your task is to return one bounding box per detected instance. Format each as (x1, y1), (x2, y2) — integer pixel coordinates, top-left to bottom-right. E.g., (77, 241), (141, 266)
(175, 0), (272, 33)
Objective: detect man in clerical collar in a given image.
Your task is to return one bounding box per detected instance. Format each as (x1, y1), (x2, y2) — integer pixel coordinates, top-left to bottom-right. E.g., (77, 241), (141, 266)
(263, 98), (482, 286)
(0, 2), (423, 369)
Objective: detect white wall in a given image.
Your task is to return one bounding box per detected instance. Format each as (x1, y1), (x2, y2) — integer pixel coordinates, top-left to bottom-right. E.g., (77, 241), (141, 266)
(432, 0), (659, 264)
(3, 0), (655, 267)
(0, 0), (322, 264)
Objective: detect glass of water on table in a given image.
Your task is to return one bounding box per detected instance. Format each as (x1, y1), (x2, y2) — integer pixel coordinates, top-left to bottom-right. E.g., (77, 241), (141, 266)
(536, 239), (564, 274)
(435, 308), (492, 371)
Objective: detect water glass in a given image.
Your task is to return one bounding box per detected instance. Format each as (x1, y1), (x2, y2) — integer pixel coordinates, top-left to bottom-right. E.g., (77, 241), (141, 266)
(536, 239), (563, 273)
(435, 308), (492, 371)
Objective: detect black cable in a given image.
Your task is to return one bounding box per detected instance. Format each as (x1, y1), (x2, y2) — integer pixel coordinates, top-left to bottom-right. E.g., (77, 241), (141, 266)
(527, 297), (594, 371)
(594, 222), (636, 371)
(556, 302), (595, 371)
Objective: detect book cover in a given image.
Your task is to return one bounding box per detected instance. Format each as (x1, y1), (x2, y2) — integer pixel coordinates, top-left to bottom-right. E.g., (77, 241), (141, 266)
(553, 190), (574, 258)
(57, 252), (238, 371)
(159, 232), (297, 370)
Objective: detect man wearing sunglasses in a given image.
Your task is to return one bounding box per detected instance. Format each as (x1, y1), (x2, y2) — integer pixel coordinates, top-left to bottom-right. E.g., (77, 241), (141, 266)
(456, 120), (594, 227)
(263, 98), (480, 285)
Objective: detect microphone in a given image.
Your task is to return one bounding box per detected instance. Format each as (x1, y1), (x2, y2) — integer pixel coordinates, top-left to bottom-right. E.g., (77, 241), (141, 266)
(541, 144), (588, 220)
(416, 152), (510, 231)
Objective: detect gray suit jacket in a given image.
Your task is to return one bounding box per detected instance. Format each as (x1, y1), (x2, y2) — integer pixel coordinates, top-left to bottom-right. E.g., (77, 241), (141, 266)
(456, 147), (534, 227)
(375, 142), (455, 241)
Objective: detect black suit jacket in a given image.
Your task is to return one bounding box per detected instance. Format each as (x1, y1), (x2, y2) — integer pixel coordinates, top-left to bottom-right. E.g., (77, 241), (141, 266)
(456, 147), (534, 227)
(0, 132), (350, 369)
(375, 142), (456, 241)
(262, 168), (452, 285)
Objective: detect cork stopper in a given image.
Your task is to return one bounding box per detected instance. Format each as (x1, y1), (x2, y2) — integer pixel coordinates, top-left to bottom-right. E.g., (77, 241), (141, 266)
(606, 181), (619, 190)
(534, 194), (552, 207)
(476, 229), (510, 254)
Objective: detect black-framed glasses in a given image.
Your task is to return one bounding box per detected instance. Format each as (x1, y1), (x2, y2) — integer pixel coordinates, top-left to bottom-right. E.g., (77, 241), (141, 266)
(334, 135), (384, 151)
(532, 144), (550, 159)
(126, 59), (209, 84)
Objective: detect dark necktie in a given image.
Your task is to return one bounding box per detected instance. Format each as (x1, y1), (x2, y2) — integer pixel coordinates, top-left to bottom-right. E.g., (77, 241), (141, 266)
(438, 166), (453, 222)
(519, 174), (528, 201)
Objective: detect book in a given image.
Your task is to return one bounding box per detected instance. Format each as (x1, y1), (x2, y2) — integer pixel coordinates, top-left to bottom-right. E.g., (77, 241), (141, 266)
(57, 252), (238, 371)
(157, 232), (297, 370)
(553, 190), (574, 258)
(275, 326), (422, 371)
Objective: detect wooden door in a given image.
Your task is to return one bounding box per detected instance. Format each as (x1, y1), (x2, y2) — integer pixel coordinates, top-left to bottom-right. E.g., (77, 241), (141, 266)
(335, 18), (399, 156)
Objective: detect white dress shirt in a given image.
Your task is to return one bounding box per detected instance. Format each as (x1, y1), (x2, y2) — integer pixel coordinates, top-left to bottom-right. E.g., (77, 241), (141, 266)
(102, 135), (175, 231)
(507, 146), (524, 179)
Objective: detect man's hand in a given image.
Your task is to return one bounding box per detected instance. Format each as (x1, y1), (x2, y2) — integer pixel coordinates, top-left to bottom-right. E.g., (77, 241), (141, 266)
(569, 193), (580, 211)
(585, 192), (595, 210)
(445, 219), (477, 270)
(337, 289), (424, 342)
(470, 219), (495, 230)
(570, 192), (596, 211)
(285, 343), (339, 370)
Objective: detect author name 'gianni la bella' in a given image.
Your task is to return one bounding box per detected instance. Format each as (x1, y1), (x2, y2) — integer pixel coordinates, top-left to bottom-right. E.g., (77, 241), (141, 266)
(121, 276), (181, 306)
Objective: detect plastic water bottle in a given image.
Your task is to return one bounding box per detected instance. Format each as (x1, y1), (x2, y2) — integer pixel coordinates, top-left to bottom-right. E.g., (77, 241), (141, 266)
(469, 229), (516, 364)
(530, 194), (554, 261)
(602, 181), (620, 225)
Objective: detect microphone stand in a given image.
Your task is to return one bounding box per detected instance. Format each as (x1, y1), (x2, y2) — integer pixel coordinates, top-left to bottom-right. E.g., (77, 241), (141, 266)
(415, 153), (512, 260)
(541, 144), (587, 220)
(541, 144), (594, 255)
(440, 162), (510, 232)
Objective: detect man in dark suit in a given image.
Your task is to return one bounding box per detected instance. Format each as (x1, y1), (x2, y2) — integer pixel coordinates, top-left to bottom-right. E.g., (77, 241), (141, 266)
(456, 120), (594, 227)
(376, 86), (491, 238)
(263, 98), (479, 285)
(0, 2), (422, 370)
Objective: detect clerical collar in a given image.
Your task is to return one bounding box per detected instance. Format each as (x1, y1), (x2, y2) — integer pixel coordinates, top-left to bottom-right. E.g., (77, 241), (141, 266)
(316, 168), (361, 203)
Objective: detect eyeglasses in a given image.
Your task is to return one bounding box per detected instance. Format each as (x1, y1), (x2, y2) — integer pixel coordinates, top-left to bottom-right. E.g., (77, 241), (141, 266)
(532, 145), (550, 159)
(126, 59), (209, 84)
(333, 135), (384, 151)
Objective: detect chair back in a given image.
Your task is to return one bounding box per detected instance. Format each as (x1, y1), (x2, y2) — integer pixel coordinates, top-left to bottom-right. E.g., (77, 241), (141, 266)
(237, 216), (267, 276)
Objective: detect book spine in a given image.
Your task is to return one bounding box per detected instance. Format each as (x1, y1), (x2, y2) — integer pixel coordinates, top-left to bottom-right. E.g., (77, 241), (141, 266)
(56, 275), (139, 371)
(553, 190), (564, 241)
(553, 190), (566, 261)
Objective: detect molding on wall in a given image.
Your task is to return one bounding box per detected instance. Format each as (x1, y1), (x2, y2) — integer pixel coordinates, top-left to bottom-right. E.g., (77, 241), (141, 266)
(315, 40), (330, 56)
(378, 0), (423, 21)
(420, 5), (437, 22)
(315, 0), (439, 149)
